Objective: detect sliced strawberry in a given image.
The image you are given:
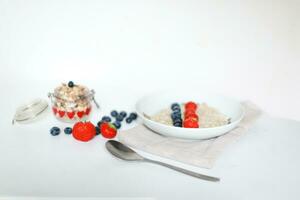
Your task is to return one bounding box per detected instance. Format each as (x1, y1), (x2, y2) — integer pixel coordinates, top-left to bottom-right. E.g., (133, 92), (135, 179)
(58, 110), (65, 118)
(77, 111), (84, 118)
(85, 107), (91, 115)
(52, 107), (58, 115)
(67, 111), (75, 119)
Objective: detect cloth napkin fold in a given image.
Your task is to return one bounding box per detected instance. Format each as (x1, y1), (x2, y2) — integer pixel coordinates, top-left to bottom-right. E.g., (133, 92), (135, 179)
(118, 102), (262, 169)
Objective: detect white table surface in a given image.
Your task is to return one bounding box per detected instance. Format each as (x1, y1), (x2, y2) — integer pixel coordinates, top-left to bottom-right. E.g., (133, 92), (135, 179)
(1, 83), (300, 200)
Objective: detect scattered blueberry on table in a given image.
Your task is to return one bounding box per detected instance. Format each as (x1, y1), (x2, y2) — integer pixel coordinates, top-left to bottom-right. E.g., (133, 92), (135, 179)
(125, 112), (138, 124)
(102, 116), (112, 122)
(116, 114), (124, 122)
(125, 117), (133, 124)
(120, 111), (127, 118)
(113, 121), (121, 129)
(64, 127), (72, 135)
(50, 127), (61, 136)
(129, 112), (138, 120)
(95, 126), (101, 135)
(110, 110), (118, 118)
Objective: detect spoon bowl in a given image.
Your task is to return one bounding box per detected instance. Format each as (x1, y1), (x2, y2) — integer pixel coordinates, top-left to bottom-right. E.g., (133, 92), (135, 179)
(105, 140), (144, 161)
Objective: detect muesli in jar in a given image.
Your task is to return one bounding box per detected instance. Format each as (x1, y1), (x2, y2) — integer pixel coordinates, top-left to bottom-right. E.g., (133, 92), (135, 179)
(48, 81), (99, 122)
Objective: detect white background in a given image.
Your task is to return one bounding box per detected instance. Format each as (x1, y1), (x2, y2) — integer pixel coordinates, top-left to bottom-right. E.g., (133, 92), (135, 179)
(1, 1), (300, 199)
(0, 0), (299, 120)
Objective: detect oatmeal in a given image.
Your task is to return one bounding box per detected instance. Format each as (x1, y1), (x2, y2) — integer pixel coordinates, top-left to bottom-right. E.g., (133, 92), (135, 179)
(151, 102), (229, 128)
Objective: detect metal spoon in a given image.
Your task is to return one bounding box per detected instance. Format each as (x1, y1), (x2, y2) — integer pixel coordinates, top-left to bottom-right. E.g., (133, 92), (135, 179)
(105, 140), (220, 182)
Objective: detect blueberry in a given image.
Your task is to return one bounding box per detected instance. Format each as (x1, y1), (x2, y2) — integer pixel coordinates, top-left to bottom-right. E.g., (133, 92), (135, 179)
(126, 117), (133, 124)
(129, 112), (138, 120)
(171, 103), (180, 110)
(120, 111), (127, 118)
(113, 121), (121, 129)
(171, 114), (176, 120)
(64, 127), (72, 135)
(68, 81), (74, 88)
(173, 109), (182, 114)
(116, 114), (124, 122)
(173, 122), (182, 127)
(173, 113), (181, 118)
(95, 126), (101, 135)
(110, 110), (118, 117)
(171, 112), (181, 120)
(50, 127), (60, 136)
(173, 118), (182, 124)
(102, 116), (111, 122)
(173, 107), (181, 113)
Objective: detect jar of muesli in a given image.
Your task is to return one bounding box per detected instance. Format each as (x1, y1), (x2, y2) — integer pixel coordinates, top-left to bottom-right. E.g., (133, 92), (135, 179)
(48, 82), (99, 123)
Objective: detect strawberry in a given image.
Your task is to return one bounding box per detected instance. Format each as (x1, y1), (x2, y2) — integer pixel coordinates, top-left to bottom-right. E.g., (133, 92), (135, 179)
(72, 121), (96, 142)
(52, 107), (58, 115)
(58, 110), (65, 118)
(67, 111), (75, 119)
(85, 107), (91, 115)
(185, 101), (198, 112)
(183, 118), (199, 128)
(185, 113), (199, 121)
(77, 111), (84, 118)
(100, 122), (117, 139)
(184, 109), (196, 117)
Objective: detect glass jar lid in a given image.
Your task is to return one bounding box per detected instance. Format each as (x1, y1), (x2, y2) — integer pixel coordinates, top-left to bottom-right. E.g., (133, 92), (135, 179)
(12, 99), (48, 124)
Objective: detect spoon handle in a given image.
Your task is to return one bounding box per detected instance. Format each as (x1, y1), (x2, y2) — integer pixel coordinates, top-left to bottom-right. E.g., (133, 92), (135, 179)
(145, 159), (220, 182)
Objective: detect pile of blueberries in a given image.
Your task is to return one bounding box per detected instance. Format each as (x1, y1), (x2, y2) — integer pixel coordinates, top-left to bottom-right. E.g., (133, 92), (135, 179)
(171, 103), (183, 127)
(97, 111), (138, 130)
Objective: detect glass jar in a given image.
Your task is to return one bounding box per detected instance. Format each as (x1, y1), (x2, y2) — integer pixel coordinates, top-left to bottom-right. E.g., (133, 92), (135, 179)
(48, 83), (99, 123)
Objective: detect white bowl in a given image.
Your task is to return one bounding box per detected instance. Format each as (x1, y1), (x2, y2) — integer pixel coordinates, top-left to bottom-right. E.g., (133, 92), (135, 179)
(135, 90), (245, 140)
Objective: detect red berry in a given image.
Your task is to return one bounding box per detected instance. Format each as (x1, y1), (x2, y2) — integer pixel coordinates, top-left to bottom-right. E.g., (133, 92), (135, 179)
(52, 107), (58, 115)
(185, 113), (199, 121)
(183, 118), (199, 128)
(185, 101), (198, 112)
(72, 121), (96, 142)
(100, 122), (117, 139)
(184, 109), (196, 117)
(77, 111), (84, 118)
(58, 110), (65, 118)
(85, 107), (91, 115)
(67, 111), (75, 119)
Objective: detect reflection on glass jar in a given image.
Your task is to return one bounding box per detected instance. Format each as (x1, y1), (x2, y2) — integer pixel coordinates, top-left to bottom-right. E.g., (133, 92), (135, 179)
(48, 82), (98, 123)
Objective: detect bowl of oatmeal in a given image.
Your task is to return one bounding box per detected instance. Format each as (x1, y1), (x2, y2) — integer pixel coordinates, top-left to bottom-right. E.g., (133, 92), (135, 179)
(135, 90), (245, 140)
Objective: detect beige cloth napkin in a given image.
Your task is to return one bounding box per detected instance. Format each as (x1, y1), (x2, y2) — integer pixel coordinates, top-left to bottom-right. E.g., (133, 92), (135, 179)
(118, 102), (262, 169)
